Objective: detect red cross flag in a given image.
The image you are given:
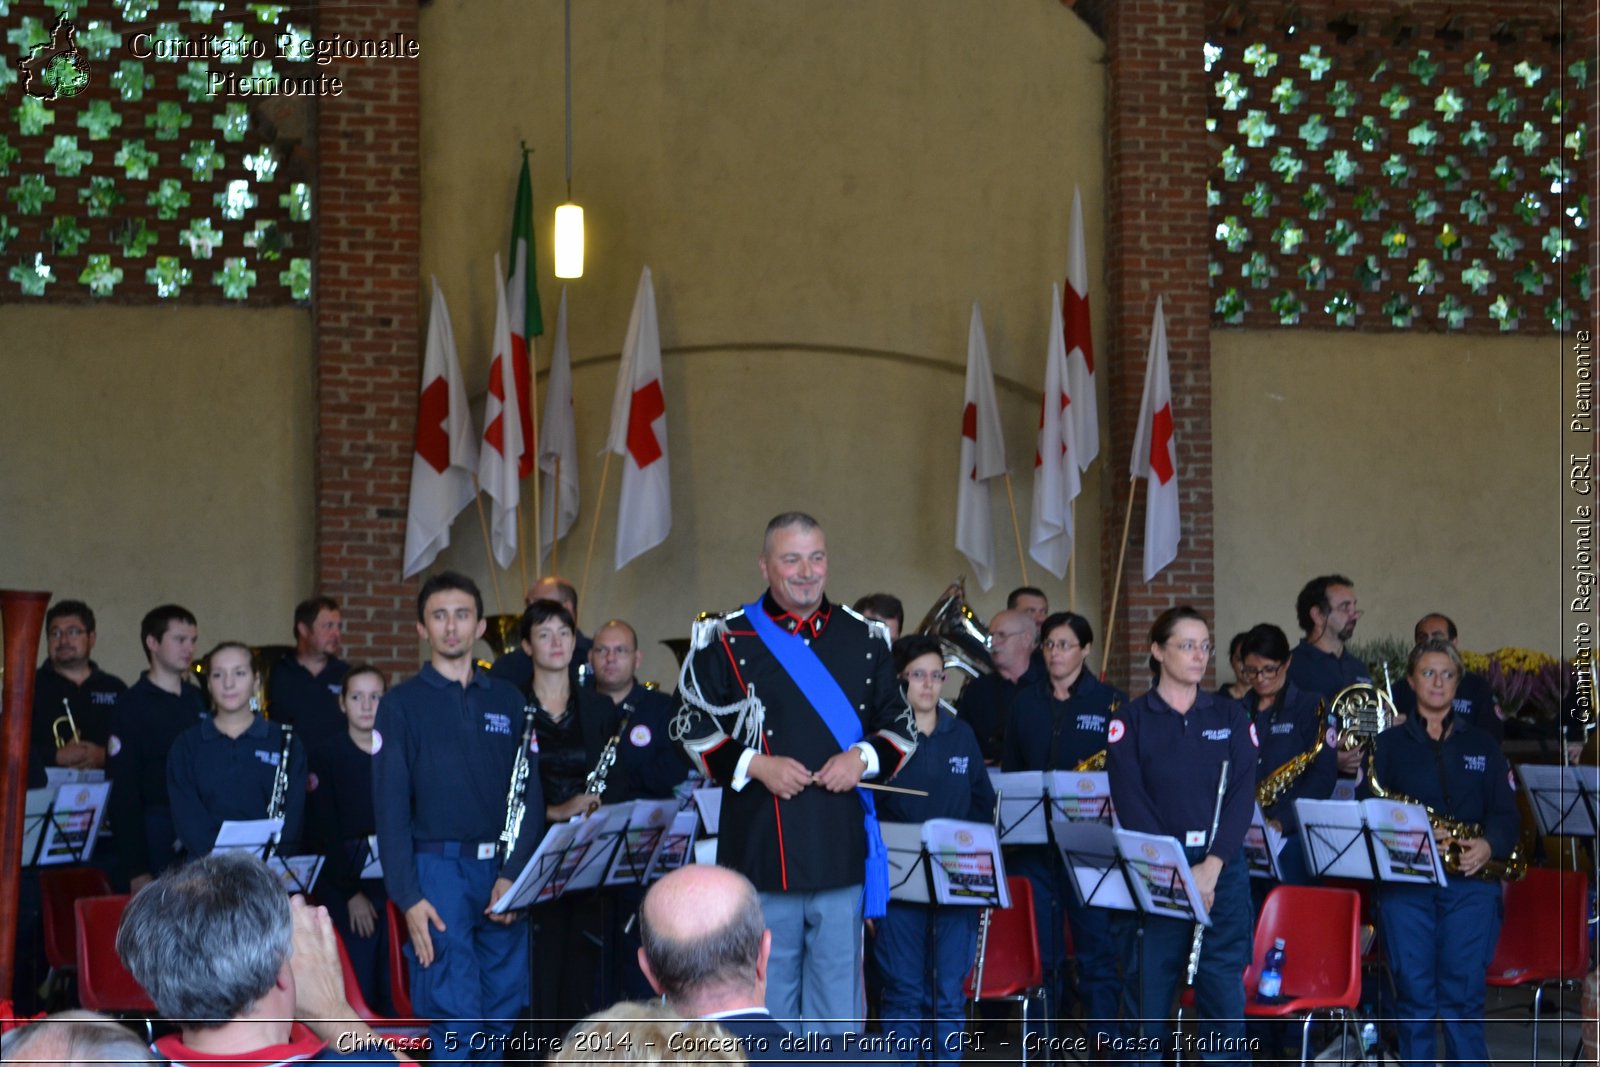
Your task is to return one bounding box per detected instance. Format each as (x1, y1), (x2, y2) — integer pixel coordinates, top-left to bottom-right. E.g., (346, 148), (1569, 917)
(538, 287), (580, 557)
(1029, 283), (1082, 579)
(956, 301), (1007, 590)
(1062, 185), (1100, 473)
(605, 266), (670, 570)
(403, 278), (480, 578)
(478, 253), (522, 569)
(1129, 295), (1180, 582)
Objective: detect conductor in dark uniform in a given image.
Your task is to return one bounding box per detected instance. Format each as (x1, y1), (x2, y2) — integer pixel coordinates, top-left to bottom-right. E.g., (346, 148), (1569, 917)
(673, 512), (918, 1032)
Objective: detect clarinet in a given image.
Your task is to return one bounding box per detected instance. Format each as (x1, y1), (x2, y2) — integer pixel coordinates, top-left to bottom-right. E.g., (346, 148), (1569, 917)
(584, 709), (632, 812)
(500, 709), (537, 861)
(265, 724), (294, 858)
(1185, 759), (1230, 986)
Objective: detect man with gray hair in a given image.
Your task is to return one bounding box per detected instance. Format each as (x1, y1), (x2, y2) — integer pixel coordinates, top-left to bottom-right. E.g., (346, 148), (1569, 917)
(0, 1010), (156, 1066)
(115, 852), (406, 1064)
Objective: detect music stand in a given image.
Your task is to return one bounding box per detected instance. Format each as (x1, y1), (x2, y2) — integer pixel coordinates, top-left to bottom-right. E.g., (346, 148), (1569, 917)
(1242, 803), (1287, 881)
(1517, 763), (1599, 840)
(1293, 798), (1445, 886)
(644, 807), (699, 883)
(25, 782), (111, 866)
(356, 834), (383, 880)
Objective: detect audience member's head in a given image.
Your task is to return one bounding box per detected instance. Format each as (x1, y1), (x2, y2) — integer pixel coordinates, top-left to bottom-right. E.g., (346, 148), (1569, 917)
(637, 865), (770, 1018)
(852, 593), (904, 640)
(116, 852), (293, 1029)
(1006, 586), (1049, 626)
(552, 1002), (745, 1065)
(0, 1010), (156, 1067)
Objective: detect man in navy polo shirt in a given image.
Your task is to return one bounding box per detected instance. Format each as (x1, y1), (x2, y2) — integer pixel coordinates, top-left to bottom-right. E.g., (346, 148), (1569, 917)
(268, 596), (350, 747)
(28, 598), (126, 787)
(1390, 613), (1504, 743)
(1285, 574), (1373, 775)
(374, 571), (543, 1063)
(107, 604), (206, 892)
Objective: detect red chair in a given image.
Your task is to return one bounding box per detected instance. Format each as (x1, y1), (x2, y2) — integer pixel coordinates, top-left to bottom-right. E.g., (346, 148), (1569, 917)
(964, 877), (1047, 1063)
(1240, 886), (1363, 1066)
(334, 928), (427, 1043)
(74, 896), (156, 1018)
(1487, 867), (1591, 1060)
(384, 900), (415, 1019)
(39, 868), (113, 978)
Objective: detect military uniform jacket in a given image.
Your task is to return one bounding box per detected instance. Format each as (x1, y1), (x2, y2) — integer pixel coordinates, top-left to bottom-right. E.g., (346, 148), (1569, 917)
(675, 594), (917, 894)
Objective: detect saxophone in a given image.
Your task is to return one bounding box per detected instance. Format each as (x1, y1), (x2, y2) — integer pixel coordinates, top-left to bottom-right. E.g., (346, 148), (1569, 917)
(1364, 747), (1526, 882)
(266, 724), (294, 857)
(500, 709), (537, 861)
(1256, 701), (1327, 811)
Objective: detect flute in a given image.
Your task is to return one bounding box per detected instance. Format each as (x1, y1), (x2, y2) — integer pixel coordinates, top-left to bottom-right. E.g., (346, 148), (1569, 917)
(1185, 759), (1230, 987)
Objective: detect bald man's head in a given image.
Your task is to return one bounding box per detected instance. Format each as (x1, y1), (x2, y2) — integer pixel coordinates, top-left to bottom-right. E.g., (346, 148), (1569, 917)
(524, 575), (578, 616)
(637, 865), (768, 1014)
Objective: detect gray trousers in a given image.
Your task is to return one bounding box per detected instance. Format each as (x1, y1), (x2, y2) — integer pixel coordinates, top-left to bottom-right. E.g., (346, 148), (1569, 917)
(759, 884), (863, 1034)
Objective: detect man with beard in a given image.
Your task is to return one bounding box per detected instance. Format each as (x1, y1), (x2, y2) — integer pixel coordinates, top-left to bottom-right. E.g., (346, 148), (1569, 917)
(268, 596), (350, 747)
(1286, 575), (1373, 775)
(29, 598), (126, 785)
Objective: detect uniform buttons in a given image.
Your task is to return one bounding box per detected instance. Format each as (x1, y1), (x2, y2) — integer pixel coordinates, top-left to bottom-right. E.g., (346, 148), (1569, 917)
(739, 659), (746, 666)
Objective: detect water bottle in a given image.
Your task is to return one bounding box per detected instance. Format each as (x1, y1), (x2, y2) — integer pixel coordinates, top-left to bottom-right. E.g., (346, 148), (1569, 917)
(1359, 1021), (1378, 1055)
(1257, 937), (1286, 1002)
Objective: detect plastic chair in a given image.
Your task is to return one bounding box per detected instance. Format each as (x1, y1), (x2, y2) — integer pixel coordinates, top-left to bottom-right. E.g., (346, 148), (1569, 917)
(39, 868), (113, 973)
(1241, 886), (1363, 1066)
(74, 896), (156, 1020)
(964, 877), (1047, 1063)
(1487, 867), (1591, 1060)
(384, 900), (415, 1019)
(334, 928), (427, 1044)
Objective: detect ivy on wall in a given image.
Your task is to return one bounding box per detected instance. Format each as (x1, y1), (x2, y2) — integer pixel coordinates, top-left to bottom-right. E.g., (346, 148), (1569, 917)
(1207, 13), (1587, 332)
(1, 0), (313, 304)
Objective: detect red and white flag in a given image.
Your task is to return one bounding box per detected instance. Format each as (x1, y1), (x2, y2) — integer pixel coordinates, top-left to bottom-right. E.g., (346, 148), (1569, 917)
(403, 278), (480, 579)
(1129, 295), (1180, 581)
(605, 266), (670, 570)
(956, 302), (1007, 591)
(538, 287), (580, 556)
(1029, 285), (1082, 579)
(478, 253), (523, 569)
(1063, 185), (1100, 472)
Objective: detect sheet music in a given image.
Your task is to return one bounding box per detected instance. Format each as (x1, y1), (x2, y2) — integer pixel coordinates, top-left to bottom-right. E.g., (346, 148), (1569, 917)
(22, 788), (53, 865)
(1362, 799), (1446, 886)
(603, 799), (679, 886)
(359, 834), (383, 879)
(923, 818), (1008, 907)
(267, 854), (324, 894)
(212, 818), (283, 854)
(692, 787), (723, 835)
(693, 838), (718, 865)
(1330, 777), (1358, 802)
(1517, 763), (1599, 837)
(1051, 820), (1136, 912)
(1045, 771), (1115, 826)
(496, 818), (582, 911)
(989, 771), (1049, 844)
(37, 781), (111, 865)
(1117, 829), (1210, 926)
(645, 809), (698, 882)
(43, 767), (105, 786)
(563, 806), (632, 893)
(1294, 800), (1376, 880)
(882, 821), (930, 904)
(1242, 803), (1286, 880)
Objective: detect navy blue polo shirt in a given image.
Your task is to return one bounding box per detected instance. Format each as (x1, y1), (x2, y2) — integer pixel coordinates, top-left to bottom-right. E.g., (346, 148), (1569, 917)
(1392, 671), (1503, 743)
(28, 660), (126, 787)
(876, 707), (995, 824)
(107, 675), (209, 878)
(607, 683), (690, 802)
(1106, 689), (1258, 862)
(372, 664), (545, 911)
(1001, 671), (1127, 773)
(267, 653), (350, 747)
(1363, 712), (1520, 860)
(308, 731), (378, 898)
(167, 715), (308, 857)
(1249, 683), (1338, 830)
(956, 658), (1045, 763)
(1285, 640), (1373, 700)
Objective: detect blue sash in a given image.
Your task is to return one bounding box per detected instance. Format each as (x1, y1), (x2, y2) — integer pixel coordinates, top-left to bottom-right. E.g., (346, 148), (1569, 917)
(744, 602), (890, 919)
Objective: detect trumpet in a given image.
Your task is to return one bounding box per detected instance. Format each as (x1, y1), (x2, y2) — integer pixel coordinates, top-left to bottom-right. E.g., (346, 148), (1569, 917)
(52, 698), (80, 749)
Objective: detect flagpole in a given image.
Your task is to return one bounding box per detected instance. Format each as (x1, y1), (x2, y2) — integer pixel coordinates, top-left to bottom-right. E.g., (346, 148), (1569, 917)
(1100, 474), (1138, 680)
(473, 480), (507, 616)
(579, 452), (614, 615)
(550, 454), (562, 573)
(1068, 498), (1077, 611)
(1001, 472), (1029, 587)
(529, 334), (544, 579)
(515, 503), (530, 594)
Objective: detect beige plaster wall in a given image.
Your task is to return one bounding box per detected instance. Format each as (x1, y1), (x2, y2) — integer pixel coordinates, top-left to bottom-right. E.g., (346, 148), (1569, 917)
(1212, 329), (1565, 662)
(419, 0), (1111, 684)
(0, 305), (316, 682)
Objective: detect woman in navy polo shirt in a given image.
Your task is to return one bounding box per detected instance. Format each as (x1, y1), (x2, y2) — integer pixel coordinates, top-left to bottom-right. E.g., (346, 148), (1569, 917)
(873, 634), (994, 1063)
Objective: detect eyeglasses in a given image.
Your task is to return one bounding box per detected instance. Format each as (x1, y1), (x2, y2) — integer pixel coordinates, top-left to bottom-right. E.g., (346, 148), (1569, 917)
(903, 669), (947, 684)
(991, 631), (1031, 644)
(592, 645), (635, 658)
(1240, 663), (1283, 680)
(1165, 640), (1215, 656)
(48, 626), (86, 640)
(1041, 640), (1082, 653)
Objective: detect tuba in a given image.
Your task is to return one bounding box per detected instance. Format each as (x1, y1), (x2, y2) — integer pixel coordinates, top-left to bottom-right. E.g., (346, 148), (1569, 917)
(1365, 747), (1526, 882)
(914, 579), (994, 679)
(1257, 701), (1328, 811)
(1330, 682), (1398, 753)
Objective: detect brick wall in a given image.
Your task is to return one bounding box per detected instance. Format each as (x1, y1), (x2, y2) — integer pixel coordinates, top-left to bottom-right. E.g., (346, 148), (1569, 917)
(1101, 0), (1216, 690)
(313, 1), (420, 678)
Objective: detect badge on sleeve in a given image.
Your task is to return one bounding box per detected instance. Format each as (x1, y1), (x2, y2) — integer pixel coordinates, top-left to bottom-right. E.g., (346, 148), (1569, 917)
(1107, 720), (1126, 744)
(529, 732), (540, 754)
(629, 724), (652, 748)
(107, 735), (121, 757)
(307, 773), (320, 793)
(1326, 726), (1338, 749)
(1507, 769), (1516, 791)
(369, 729), (383, 754)
(1248, 722), (1260, 747)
